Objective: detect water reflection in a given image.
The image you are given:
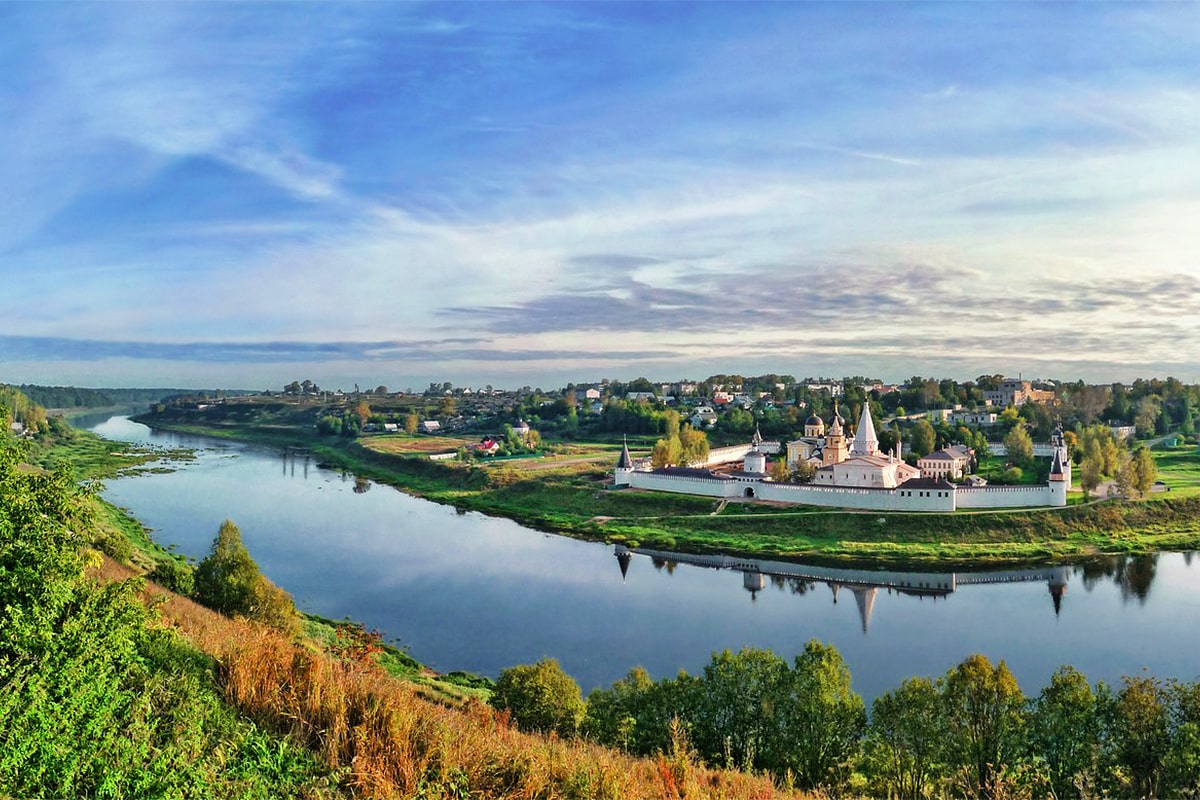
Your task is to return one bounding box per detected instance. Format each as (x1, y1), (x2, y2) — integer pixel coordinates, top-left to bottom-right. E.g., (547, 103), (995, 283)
(616, 546), (1167, 632)
(1078, 554), (1158, 603)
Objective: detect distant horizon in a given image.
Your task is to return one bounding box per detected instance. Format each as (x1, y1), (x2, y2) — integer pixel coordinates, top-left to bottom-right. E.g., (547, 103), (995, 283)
(5, 363), (1198, 396)
(4, 4), (1200, 388)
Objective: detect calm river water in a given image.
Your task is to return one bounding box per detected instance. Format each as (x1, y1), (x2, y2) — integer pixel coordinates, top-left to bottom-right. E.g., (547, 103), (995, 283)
(93, 416), (1200, 702)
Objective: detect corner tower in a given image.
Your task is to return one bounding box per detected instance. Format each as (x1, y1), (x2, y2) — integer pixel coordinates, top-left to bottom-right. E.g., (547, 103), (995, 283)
(614, 439), (634, 486)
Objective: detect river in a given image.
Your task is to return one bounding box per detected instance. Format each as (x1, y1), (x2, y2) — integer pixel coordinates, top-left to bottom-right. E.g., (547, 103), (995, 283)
(92, 415), (1200, 702)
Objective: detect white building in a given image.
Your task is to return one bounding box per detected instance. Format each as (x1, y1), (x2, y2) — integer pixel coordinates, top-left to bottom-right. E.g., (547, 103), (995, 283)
(614, 415), (1070, 513)
(918, 447), (972, 480)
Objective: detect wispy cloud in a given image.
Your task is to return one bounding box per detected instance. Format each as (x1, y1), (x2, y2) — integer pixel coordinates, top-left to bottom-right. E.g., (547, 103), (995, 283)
(4, 3), (1200, 387)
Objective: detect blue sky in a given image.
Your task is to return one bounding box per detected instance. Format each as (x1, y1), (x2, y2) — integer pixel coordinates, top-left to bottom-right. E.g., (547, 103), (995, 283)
(3, 2), (1199, 390)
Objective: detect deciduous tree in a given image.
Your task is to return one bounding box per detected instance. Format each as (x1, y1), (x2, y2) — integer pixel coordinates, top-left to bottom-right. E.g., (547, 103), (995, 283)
(1003, 425), (1034, 467)
(1029, 666), (1101, 800)
(940, 654), (1026, 799)
(491, 658), (585, 737)
(865, 676), (944, 799)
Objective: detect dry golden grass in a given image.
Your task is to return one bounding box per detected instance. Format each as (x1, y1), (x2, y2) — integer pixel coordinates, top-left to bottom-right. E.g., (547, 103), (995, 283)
(361, 434), (476, 455)
(92, 554), (805, 800)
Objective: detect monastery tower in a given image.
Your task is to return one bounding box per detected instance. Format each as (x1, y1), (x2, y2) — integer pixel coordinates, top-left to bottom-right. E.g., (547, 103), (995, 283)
(850, 403), (879, 457)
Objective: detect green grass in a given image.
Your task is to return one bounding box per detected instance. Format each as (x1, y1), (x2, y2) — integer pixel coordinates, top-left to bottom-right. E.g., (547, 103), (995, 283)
(1150, 446), (1200, 498)
(33, 426), (193, 480)
(131, 411), (1200, 569)
(300, 614), (494, 704)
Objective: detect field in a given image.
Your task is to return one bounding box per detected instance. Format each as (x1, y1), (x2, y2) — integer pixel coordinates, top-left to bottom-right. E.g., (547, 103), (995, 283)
(361, 433), (475, 455)
(1149, 445), (1200, 499)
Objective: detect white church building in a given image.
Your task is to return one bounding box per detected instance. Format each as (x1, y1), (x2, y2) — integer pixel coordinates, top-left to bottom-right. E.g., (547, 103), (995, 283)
(613, 405), (1070, 513)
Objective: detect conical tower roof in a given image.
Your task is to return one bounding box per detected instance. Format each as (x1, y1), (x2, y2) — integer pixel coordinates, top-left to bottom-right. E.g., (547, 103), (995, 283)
(617, 440), (633, 469)
(1049, 447), (1064, 480)
(851, 403), (879, 456)
(853, 587), (877, 633)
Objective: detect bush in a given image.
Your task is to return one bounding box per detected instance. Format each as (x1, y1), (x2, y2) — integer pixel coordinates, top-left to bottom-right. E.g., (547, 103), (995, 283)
(491, 657), (585, 737)
(150, 557), (195, 596)
(250, 574), (299, 636)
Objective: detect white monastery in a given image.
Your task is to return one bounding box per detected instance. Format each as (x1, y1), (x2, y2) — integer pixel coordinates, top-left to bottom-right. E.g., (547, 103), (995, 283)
(614, 403), (1070, 512)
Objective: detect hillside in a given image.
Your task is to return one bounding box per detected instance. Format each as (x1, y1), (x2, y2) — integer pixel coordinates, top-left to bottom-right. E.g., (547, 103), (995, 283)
(0, 429), (800, 799)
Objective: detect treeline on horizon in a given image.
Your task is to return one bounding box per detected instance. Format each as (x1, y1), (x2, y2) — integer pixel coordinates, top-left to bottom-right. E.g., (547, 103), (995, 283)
(11, 384), (226, 410)
(491, 644), (1200, 799)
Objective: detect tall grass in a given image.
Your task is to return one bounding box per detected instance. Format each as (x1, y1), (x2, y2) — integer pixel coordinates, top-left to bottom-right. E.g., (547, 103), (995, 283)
(117, 557), (800, 799)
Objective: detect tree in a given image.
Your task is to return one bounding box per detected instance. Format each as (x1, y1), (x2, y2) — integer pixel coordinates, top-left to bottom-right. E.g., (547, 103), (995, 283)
(1109, 675), (1172, 799)
(491, 658), (585, 737)
(940, 654), (1026, 799)
(438, 396), (457, 417)
(352, 400), (372, 427)
(910, 419), (936, 458)
(693, 647), (789, 771)
(679, 424), (709, 466)
(1003, 425), (1034, 467)
(651, 436), (682, 468)
(1130, 446), (1157, 496)
(793, 459), (817, 483)
(769, 458), (791, 482)
(404, 412), (419, 434)
(374, 385), (388, 395)
(663, 409), (681, 439)
(775, 640), (867, 791)
(864, 676), (944, 800)
(1029, 666), (1101, 800)
(1080, 450), (1103, 495)
(194, 520), (261, 618)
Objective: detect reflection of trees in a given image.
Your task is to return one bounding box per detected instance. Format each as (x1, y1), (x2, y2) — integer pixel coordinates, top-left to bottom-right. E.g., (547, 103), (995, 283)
(789, 578), (815, 595)
(650, 557), (679, 574)
(353, 476), (371, 494)
(1075, 555), (1158, 603)
(1120, 555), (1157, 603)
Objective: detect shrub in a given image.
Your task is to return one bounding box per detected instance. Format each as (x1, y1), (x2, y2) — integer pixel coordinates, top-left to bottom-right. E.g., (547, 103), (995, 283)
(491, 658), (585, 737)
(151, 557), (195, 596)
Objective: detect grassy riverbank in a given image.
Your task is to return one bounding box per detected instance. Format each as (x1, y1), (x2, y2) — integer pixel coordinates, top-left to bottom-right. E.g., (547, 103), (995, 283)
(131, 413), (1200, 568)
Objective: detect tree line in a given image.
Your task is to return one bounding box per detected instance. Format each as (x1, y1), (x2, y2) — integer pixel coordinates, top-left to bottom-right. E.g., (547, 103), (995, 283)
(491, 645), (1200, 799)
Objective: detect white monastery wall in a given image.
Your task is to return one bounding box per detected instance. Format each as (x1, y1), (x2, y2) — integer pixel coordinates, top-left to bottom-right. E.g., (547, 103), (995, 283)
(956, 483), (1066, 508)
(626, 471), (736, 498)
(757, 481), (955, 511)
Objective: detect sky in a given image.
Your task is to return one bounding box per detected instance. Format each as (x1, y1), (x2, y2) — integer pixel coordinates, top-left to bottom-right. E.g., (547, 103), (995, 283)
(2, 2), (1200, 390)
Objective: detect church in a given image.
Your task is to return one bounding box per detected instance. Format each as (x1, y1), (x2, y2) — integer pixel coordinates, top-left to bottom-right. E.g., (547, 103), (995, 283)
(789, 402), (919, 489)
(613, 402), (1070, 513)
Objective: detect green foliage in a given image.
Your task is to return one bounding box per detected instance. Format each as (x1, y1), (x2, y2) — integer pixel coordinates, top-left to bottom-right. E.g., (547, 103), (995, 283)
(193, 520), (298, 633)
(1028, 666), (1100, 800)
(910, 419), (936, 458)
(864, 676), (943, 800)
(0, 437), (334, 798)
(491, 657), (585, 737)
(194, 520), (261, 617)
(1003, 425), (1034, 467)
(679, 424), (709, 465)
(940, 654), (1025, 799)
(151, 557), (196, 596)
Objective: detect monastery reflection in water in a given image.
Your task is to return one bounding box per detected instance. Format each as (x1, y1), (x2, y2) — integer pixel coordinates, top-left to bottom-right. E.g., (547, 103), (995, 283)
(614, 545), (1172, 634)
